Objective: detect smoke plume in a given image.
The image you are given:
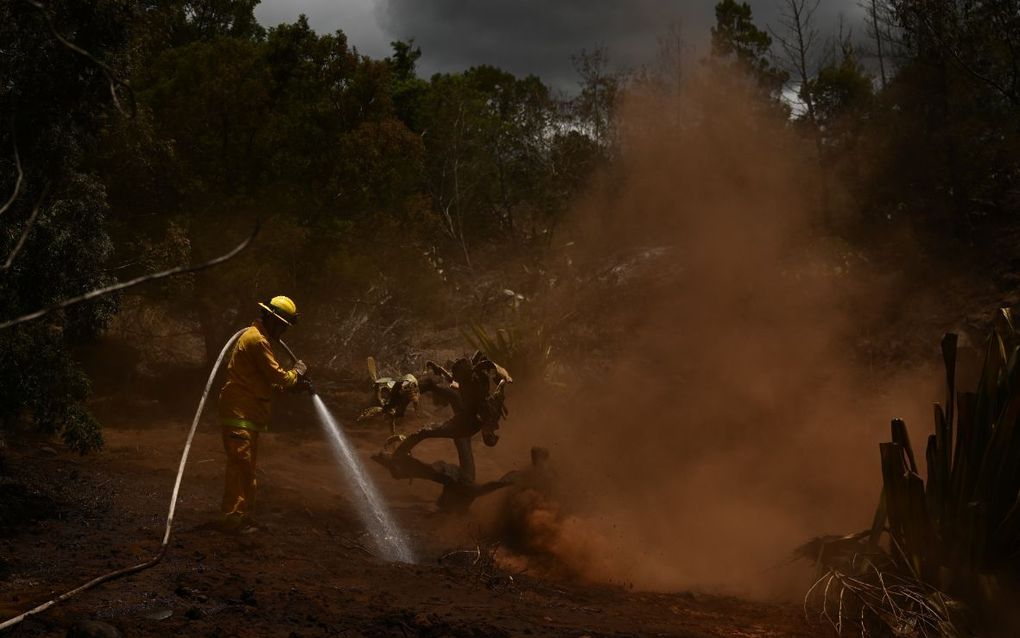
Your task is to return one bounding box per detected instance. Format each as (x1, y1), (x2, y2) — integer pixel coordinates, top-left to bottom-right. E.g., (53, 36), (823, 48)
(483, 74), (940, 599)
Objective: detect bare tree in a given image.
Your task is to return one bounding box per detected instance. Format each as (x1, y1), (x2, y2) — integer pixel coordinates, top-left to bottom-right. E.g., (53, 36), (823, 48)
(859, 0), (909, 89)
(0, 221), (261, 331)
(436, 96), (473, 270)
(865, 0), (889, 89)
(655, 21), (690, 97)
(571, 45), (620, 151)
(771, 0), (822, 126)
(821, 13), (857, 66)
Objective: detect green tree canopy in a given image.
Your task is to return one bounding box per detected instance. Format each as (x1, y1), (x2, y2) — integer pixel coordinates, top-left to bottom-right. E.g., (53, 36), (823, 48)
(0, 0), (132, 451)
(709, 0), (789, 102)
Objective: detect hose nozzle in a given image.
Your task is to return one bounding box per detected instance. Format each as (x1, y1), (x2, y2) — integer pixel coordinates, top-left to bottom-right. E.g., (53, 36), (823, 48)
(299, 376), (316, 395)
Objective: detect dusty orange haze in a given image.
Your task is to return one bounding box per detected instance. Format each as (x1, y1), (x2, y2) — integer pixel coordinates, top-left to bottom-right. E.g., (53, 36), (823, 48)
(477, 74), (945, 600)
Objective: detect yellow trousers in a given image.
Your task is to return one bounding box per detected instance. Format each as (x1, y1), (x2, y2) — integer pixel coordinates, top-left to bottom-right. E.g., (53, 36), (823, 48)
(221, 427), (259, 522)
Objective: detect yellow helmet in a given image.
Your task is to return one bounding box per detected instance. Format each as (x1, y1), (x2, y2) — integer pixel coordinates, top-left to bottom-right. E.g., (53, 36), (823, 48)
(258, 295), (299, 325)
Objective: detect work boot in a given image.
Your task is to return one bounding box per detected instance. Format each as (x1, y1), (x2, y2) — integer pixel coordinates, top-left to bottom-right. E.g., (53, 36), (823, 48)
(219, 513), (245, 534)
(239, 521), (261, 535)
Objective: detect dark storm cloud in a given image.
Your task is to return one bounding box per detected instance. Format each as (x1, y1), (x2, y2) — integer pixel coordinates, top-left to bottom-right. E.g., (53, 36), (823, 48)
(255, 0), (868, 90)
(255, 0), (392, 58)
(377, 0), (867, 90)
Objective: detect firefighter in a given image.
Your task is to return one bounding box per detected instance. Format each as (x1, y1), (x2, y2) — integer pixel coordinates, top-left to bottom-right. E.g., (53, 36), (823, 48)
(217, 296), (309, 533)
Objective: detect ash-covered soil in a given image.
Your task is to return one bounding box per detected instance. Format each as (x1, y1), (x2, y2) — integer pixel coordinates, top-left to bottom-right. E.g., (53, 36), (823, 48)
(0, 406), (822, 638)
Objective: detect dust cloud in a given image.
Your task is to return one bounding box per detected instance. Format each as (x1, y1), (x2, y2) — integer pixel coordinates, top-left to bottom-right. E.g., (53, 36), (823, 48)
(482, 74), (942, 599)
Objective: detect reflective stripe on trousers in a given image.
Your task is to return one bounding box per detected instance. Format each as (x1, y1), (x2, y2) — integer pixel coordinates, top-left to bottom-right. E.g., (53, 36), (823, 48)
(222, 427), (259, 520)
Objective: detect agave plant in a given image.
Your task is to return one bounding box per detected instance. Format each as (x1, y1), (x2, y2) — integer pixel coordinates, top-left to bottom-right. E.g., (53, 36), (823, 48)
(802, 308), (1020, 636)
(460, 321), (554, 384)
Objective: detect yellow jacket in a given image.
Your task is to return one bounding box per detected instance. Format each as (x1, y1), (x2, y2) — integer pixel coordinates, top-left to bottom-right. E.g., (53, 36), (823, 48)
(217, 322), (299, 430)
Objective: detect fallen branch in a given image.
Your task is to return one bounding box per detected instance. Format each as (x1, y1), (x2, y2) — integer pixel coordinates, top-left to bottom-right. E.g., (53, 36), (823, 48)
(23, 0), (137, 117)
(0, 219), (260, 330)
(801, 542), (961, 637)
(1, 184), (47, 272)
(0, 123), (23, 217)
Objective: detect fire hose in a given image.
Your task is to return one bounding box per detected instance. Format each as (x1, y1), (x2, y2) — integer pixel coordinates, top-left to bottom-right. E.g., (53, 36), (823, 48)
(0, 328), (248, 632)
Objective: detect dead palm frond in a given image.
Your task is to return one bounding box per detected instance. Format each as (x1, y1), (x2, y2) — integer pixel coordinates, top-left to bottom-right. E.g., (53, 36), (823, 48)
(801, 308), (1020, 636)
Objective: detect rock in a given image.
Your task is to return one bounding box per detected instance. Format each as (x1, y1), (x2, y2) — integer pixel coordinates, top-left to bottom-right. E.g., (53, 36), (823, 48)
(66, 620), (122, 638)
(141, 608), (172, 621)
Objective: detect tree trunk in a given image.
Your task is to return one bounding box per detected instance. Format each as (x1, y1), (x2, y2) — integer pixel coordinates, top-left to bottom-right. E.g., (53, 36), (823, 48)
(194, 281), (239, 368)
(871, 0), (888, 90)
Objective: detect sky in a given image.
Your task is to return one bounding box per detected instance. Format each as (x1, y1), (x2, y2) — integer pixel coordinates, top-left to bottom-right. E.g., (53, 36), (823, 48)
(255, 0), (868, 91)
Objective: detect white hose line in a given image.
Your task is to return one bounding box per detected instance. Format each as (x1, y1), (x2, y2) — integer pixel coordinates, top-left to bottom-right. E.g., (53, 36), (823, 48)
(0, 328), (246, 633)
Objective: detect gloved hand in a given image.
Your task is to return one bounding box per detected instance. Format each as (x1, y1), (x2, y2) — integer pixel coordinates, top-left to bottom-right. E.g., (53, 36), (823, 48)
(293, 360), (308, 376)
(296, 376), (315, 395)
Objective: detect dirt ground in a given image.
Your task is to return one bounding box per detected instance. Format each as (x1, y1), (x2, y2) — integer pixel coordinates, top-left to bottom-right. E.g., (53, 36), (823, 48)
(0, 396), (824, 638)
